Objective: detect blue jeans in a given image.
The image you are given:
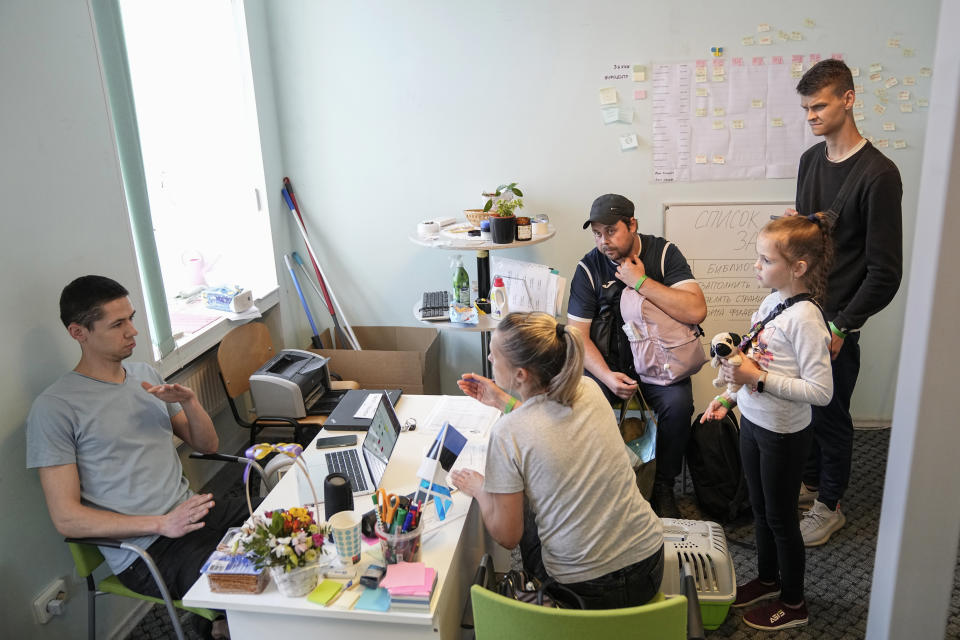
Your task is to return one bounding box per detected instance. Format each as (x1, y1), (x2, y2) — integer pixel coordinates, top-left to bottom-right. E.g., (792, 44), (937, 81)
(741, 416), (812, 604)
(804, 332), (860, 508)
(640, 378), (694, 485)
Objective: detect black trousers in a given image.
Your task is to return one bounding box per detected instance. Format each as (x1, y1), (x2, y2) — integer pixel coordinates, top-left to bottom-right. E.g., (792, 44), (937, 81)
(594, 372), (695, 486)
(118, 495), (253, 600)
(803, 332), (860, 508)
(519, 504), (664, 609)
(740, 416), (813, 604)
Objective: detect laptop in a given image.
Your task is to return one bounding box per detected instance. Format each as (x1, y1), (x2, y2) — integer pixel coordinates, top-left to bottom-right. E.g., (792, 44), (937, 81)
(297, 393), (402, 503)
(321, 388), (402, 430)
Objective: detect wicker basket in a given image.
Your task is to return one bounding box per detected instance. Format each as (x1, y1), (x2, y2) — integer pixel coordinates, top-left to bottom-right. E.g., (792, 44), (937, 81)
(464, 209), (490, 227)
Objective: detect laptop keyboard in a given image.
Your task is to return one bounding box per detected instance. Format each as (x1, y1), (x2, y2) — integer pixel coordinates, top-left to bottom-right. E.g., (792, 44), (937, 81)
(325, 449), (368, 492)
(420, 290), (450, 319)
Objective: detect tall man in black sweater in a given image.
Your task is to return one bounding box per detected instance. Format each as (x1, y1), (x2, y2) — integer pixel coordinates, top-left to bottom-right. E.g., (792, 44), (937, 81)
(789, 60), (902, 547)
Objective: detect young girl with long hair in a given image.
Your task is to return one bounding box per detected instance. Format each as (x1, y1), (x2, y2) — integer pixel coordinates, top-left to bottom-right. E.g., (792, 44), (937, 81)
(701, 213), (835, 631)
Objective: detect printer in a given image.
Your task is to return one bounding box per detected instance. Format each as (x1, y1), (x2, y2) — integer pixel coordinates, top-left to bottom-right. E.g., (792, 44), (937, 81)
(249, 349), (331, 418)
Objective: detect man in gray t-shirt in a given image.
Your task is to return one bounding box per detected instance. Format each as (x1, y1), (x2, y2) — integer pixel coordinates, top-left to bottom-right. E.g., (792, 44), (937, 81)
(26, 276), (243, 603)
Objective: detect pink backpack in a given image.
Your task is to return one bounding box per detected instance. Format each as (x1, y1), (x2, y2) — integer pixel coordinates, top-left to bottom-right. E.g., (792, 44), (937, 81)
(620, 275), (707, 386)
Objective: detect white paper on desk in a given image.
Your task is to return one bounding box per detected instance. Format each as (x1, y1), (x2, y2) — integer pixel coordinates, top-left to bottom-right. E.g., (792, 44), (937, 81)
(354, 392), (382, 419)
(490, 256), (564, 316)
(421, 396), (499, 439)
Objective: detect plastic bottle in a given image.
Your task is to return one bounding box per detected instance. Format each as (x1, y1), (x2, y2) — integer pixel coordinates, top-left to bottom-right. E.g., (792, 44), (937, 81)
(451, 255), (470, 305)
(490, 276), (509, 320)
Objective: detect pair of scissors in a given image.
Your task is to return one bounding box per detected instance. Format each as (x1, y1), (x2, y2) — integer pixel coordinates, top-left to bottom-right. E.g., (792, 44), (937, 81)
(376, 488), (400, 527)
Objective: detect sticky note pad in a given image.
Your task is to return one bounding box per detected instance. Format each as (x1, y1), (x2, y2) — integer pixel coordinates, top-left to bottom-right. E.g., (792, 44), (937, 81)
(329, 588), (363, 610)
(602, 107), (619, 124)
(354, 587), (391, 611)
(599, 87), (618, 105)
(307, 580), (344, 606)
(619, 134), (639, 151)
(633, 89), (647, 100)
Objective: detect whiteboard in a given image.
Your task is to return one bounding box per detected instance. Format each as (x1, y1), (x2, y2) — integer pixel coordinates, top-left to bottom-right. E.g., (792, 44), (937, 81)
(664, 201), (791, 412)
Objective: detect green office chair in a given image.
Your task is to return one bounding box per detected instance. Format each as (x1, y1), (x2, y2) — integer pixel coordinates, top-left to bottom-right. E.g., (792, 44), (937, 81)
(66, 537), (216, 640)
(67, 453), (267, 640)
(466, 553), (705, 640)
(470, 586), (688, 639)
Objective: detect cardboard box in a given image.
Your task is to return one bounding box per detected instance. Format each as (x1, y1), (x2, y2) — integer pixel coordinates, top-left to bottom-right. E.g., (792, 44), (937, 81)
(311, 326), (440, 395)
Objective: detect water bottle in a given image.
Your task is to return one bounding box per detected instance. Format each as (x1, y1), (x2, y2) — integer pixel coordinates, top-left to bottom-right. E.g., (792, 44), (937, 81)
(491, 276), (509, 320)
(451, 255), (470, 305)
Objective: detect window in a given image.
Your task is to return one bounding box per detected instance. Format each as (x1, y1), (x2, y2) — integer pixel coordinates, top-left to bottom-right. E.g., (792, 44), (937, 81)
(92, 0), (277, 371)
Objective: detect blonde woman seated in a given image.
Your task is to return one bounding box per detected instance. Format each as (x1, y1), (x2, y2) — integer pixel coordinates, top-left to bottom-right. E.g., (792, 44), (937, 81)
(451, 312), (664, 609)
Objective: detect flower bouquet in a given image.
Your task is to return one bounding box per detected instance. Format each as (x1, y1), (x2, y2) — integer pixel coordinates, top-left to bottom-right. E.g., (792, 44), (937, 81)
(238, 507), (332, 597)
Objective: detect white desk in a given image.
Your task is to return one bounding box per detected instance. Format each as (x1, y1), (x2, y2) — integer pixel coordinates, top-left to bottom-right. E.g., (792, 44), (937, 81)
(184, 395), (503, 640)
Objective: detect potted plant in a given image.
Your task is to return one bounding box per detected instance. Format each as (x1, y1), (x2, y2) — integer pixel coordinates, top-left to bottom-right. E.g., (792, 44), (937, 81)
(237, 506), (331, 597)
(484, 182), (524, 244)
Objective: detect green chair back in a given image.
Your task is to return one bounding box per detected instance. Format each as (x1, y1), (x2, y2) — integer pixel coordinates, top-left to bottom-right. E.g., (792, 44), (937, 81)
(470, 586), (687, 640)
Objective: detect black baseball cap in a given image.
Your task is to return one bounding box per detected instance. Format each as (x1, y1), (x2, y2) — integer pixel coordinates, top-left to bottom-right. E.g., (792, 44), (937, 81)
(583, 194), (635, 229)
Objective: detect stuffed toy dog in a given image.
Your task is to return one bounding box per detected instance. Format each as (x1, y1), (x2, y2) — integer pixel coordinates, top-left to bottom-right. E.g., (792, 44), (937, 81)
(710, 332), (743, 394)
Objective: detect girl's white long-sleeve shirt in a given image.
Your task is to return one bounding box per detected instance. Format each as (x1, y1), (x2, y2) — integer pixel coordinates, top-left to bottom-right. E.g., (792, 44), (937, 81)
(732, 291), (834, 433)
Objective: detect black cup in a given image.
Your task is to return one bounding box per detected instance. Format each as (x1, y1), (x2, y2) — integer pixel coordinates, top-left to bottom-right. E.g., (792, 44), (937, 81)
(324, 473), (354, 521)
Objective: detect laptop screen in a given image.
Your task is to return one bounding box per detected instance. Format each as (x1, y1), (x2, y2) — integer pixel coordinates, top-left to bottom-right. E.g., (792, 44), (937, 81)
(362, 394), (401, 465)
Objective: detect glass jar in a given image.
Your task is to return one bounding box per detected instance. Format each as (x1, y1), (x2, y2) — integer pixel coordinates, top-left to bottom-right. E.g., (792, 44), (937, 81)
(515, 216), (532, 241)
(532, 214), (550, 236)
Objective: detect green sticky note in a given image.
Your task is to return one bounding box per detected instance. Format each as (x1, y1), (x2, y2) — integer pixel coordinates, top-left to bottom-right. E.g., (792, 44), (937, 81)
(307, 579), (344, 606)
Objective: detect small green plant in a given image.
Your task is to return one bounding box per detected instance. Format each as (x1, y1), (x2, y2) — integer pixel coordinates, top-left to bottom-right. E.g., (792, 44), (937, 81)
(483, 182), (524, 216)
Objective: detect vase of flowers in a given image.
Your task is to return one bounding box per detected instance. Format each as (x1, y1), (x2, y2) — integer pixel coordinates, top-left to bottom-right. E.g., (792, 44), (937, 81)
(237, 507), (331, 597)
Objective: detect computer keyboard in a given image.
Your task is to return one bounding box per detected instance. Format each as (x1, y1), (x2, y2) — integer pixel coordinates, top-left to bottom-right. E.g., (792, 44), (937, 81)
(326, 449), (368, 492)
(420, 290), (450, 320)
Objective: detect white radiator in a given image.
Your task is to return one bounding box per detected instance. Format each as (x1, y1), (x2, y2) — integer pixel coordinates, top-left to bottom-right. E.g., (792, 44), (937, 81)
(167, 350), (227, 417)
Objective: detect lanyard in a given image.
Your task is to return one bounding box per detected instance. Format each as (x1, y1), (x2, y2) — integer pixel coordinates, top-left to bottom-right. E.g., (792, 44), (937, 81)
(738, 293), (813, 352)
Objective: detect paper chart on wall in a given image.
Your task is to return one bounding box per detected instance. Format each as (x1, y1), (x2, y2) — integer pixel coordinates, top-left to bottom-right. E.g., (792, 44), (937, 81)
(652, 55), (824, 181)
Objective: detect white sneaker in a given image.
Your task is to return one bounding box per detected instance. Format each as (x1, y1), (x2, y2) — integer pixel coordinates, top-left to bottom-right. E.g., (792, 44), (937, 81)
(798, 483), (819, 508)
(800, 500), (845, 547)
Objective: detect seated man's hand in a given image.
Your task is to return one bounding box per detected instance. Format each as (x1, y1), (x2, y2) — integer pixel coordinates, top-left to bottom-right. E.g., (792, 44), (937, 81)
(160, 493), (214, 538)
(141, 381), (196, 404)
(615, 256), (646, 288)
(604, 371), (638, 399)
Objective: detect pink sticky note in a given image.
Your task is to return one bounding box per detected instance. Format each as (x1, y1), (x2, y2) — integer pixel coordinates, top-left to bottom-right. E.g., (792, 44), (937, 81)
(634, 89), (647, 100)
(380, 562), (426, 590)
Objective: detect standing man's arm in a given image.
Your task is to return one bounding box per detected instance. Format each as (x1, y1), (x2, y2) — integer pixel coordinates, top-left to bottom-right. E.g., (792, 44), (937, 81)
(831, 171), (903, 334)
(141, 382), (219, 453)
(38, 463), (214, 539)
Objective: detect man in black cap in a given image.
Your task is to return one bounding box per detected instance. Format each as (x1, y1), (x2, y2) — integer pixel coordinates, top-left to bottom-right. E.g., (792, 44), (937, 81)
(568, 194), (706, 517)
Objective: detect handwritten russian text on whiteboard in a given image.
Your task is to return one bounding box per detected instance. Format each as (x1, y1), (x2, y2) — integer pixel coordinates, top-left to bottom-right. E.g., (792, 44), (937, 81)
(664, 202), (791, 409)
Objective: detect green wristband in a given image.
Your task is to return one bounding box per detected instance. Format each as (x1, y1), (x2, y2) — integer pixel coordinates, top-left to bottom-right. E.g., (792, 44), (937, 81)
(503, 396), (517, 414)
(634, 275), (647, 292)
(829, 322), (847, 339)
(715, 395), (733, 410)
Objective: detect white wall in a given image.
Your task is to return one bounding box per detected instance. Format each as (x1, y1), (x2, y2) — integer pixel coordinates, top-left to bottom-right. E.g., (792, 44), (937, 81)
(0, 2), (149, 637)
(254, 0), (936, 422)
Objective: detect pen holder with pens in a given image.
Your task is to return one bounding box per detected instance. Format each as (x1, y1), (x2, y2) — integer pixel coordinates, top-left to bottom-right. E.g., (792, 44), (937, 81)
(375, 521), (422, 564)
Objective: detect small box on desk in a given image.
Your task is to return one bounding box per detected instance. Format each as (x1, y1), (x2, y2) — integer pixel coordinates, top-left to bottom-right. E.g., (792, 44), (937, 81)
(311, 326), (440, 395)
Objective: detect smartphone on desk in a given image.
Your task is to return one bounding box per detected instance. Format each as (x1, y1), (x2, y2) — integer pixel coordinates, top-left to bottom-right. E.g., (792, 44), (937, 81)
(316, 434), (358, 449)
